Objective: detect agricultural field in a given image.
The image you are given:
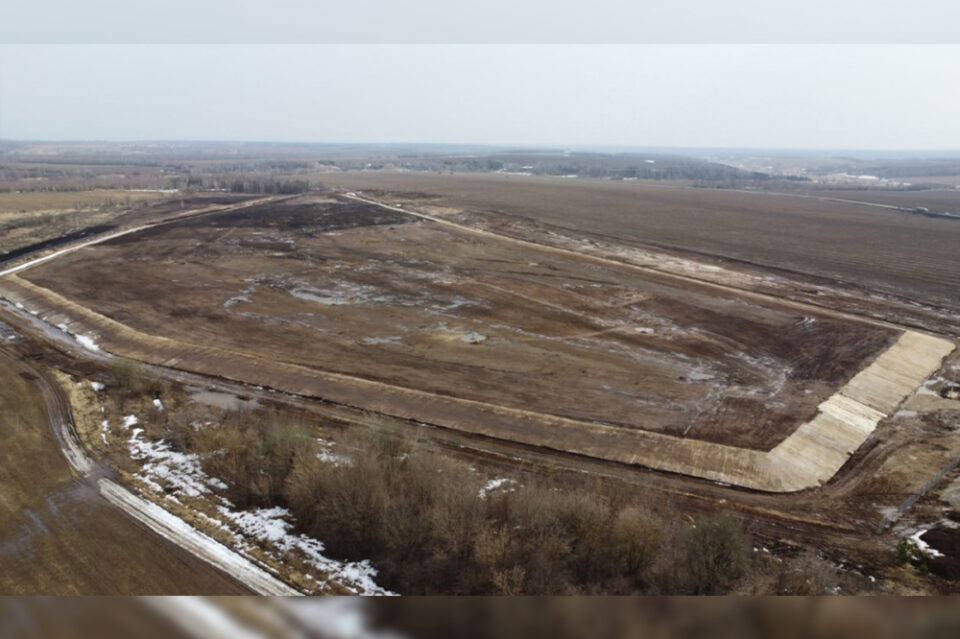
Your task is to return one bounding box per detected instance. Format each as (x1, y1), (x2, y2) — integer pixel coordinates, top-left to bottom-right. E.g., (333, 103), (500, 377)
(793, 188), (960, 215)
(320, 172), (960, 306)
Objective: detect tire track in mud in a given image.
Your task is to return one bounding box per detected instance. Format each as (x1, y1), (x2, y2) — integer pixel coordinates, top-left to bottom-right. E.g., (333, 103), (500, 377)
(0, 346), (260, 594)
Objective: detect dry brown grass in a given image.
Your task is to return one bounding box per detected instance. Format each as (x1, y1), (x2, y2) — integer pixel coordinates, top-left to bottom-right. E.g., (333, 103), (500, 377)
(0, 190), (165, 255)
(0, 190), (161, 217)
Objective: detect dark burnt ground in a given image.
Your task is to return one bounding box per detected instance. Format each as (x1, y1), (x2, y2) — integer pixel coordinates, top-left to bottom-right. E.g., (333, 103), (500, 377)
(644, 296), (894, 385)
(175, 199), (414, 234)
(0, 224), (117, 265)
(923, 519), (960, 581)
(636, 295), (895, 447)
(102, 199), (416, 251)
(103, 194), (260, 228)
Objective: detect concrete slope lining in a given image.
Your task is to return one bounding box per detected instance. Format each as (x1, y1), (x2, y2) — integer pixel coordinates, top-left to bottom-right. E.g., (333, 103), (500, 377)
(762, 331), (954, 491)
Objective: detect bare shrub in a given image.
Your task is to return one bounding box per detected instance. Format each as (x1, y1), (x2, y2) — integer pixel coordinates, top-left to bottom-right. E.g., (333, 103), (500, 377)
(189, 410), (308, 508)
(110, 360), (162, 407)
(659, 514), (752, 594)
(169, 416), (758, 595)
(774, 551), (842, 595)
(612, 505), (662, 588)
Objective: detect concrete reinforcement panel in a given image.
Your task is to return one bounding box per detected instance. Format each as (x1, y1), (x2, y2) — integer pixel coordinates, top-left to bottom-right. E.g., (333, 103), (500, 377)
(762, 331), (955, 491)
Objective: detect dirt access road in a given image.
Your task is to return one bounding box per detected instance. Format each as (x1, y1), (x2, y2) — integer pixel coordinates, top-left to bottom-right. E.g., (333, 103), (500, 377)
(0, 345), (250, 595)
(0, 195), (303, 595)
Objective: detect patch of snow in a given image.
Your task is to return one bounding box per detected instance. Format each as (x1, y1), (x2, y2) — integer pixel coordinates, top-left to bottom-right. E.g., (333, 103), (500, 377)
(910, 529), (944, 558)
(153, 398), (164, 411)
(101, 419), (109, 445)
(98, 478), (299, 595)
(129, 429), (227, 498)
(52, 320), (101, 352)
(291, 283), (390, 306)
(316, 439), (352, 466)
(479, 477), (517, 498)
(223, 294), (252, 309)
(917, 376), (946, 397)
(460, 332), (487, 344)
(121, 414), (139, 429)
(125, 427), (389, 594)
(90, 381), (105, 392)
(14, 302), (24, 309)
(75, 334), (100, 352)
(685, 369), (715, 382)
(432, 297), (477, 313)
(216, 495), (389, 594)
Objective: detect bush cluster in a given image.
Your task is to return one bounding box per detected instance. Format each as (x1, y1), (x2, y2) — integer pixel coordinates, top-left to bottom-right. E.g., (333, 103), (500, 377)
(183, 419), (764, 594)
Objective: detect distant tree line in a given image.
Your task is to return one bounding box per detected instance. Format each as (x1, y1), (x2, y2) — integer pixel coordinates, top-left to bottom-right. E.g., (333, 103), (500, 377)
(228, 178), (312, 194)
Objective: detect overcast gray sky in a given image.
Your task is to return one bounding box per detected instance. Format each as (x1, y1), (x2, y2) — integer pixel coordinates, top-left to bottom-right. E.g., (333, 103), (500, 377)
(5, 1), (960, 44)
(2, 44), (959, 149)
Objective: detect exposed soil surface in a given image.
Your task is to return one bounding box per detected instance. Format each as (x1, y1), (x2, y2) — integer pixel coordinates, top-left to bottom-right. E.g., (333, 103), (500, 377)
(22, 196), (894, 450)
(0, 346), (248, 595)
(924, 522), (960, 580)
(320, 173), (960, 306)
